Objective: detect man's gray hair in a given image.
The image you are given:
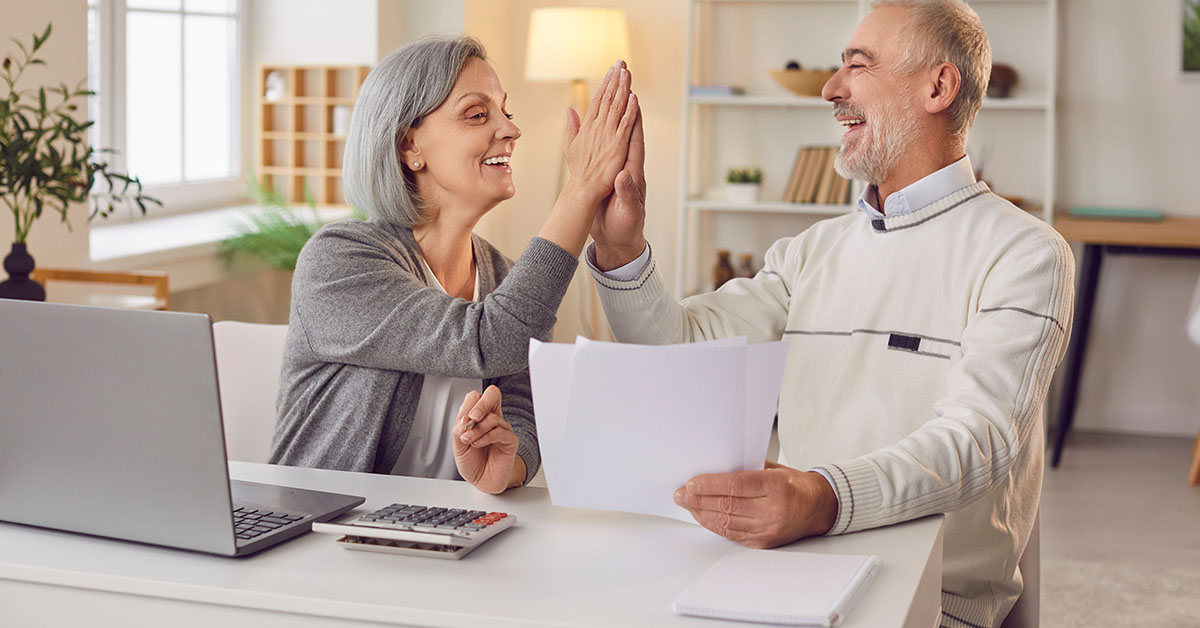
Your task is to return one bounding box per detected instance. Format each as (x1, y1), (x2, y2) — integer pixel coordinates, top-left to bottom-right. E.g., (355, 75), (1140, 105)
(871, 0), (991, 144)
(343, 36), (487, 226)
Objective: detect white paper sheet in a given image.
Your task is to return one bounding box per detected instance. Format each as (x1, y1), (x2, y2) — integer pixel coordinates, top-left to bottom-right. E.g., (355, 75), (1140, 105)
(528, 337), (789, 523)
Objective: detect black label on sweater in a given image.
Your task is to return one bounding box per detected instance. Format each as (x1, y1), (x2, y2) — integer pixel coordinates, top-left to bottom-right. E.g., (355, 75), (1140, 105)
(887, 334), (922, 352)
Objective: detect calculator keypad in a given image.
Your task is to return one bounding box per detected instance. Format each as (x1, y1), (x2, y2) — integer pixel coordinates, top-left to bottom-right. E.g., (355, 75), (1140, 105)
(355, 504), (509, 539)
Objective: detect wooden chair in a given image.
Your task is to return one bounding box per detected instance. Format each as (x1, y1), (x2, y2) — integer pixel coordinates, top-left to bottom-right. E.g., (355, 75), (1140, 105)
(32, 268), (169, 311)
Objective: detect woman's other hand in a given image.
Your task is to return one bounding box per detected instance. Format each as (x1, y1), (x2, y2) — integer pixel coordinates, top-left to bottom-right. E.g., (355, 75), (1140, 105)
(453, 385), (525, 494)
(563, 61), (640, 202)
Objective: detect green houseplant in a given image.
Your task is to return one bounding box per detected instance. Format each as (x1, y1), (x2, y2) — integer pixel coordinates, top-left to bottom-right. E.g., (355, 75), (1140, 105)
(220, 177), (327, 273)
(1186, 0), (1200, 72)
(0, 24), (158, 300)
(725, 167), (763, 204)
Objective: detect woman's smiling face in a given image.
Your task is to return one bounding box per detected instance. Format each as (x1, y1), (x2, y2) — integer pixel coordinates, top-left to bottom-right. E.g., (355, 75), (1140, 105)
(403, 57), (522, 216)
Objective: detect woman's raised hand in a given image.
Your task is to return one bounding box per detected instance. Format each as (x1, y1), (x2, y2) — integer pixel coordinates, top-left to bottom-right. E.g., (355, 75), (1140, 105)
(563, 60), (640, 201)
(452, 385), (524, 494)
(538, 60), (640, 257)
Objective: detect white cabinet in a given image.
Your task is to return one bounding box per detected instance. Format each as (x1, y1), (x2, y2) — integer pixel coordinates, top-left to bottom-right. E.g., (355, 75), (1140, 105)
(676, 0), (1057, 295)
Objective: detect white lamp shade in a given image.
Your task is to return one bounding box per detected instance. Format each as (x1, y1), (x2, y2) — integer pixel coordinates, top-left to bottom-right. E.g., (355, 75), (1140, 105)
(524, 7), (631, 82)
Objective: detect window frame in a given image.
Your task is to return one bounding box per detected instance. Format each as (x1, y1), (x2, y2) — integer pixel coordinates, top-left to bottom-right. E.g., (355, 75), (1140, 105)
(89, 0), (247, 219)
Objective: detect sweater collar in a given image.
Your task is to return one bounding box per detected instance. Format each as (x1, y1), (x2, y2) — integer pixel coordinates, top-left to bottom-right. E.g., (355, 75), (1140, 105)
(374, 219), (498, 294)
(868, 180), (991, 233)
(857, 155), (976, 220)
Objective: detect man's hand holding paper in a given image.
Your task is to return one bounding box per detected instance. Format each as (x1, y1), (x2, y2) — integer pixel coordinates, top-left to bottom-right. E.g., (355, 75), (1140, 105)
(528, 337), (788, 524)
(672, 461), (838, 549)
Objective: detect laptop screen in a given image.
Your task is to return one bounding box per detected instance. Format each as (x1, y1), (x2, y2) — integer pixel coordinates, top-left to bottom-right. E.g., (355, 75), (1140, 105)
(0, 300), (238, 555)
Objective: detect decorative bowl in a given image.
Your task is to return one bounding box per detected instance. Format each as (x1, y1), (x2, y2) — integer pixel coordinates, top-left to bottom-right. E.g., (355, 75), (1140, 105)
(769, 68), (836, 97)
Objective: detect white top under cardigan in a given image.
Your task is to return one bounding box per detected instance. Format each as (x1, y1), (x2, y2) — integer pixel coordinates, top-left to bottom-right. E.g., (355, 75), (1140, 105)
(390, 257), (482, 479)
(587, 172), (1074, 628)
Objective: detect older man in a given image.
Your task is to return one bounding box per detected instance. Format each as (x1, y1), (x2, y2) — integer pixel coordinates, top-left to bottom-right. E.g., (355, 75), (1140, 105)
(587, 1), (1073, 626)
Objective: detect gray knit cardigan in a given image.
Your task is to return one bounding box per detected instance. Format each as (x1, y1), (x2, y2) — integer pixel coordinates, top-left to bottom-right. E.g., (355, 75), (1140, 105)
(269, 218), (578, 483)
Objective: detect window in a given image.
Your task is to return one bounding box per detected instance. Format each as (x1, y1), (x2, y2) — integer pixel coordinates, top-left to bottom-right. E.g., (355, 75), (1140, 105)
(88, 0), (244, 216)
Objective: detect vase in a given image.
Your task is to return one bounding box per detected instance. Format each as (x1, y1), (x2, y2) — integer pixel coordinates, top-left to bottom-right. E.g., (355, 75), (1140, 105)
(0, 242), (47, 301)
(725, 182), (761, 205)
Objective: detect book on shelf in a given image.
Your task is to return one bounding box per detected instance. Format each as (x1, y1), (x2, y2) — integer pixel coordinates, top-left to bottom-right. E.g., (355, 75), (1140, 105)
(784, 147), (810, 204)
(784, 145), (852, 205)
(689, 84), (745, 97)
(813, 147), (839, 205)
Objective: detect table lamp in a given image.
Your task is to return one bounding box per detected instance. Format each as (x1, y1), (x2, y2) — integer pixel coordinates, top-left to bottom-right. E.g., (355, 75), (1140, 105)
(524, 7), (631, 341)
(524, 7), (631, 116)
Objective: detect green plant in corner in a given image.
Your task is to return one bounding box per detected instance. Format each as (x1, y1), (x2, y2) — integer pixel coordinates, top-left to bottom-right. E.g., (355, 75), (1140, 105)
(221, 176), (365, 272)
(0, 24), (158, 245)
(726, 167), (763, 184)
(1185, 0), (1200, 72)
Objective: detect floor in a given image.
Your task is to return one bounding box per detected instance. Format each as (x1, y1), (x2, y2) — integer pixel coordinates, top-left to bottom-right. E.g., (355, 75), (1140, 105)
(1040, 431), (1200, 627)
(1042, 431), (1200, 570)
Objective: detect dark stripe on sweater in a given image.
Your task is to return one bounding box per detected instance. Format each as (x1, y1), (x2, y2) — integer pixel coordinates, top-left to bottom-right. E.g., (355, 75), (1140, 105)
(871, 190), (986, 233)
(593, 261), (657, 291)
(829, 463), (855, 534)
(785, 328), (961, 346)
(979, 306), (1065, 334)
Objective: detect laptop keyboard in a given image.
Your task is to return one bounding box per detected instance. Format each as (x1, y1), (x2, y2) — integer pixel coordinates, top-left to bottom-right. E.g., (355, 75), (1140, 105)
(233, 506), (304, 540)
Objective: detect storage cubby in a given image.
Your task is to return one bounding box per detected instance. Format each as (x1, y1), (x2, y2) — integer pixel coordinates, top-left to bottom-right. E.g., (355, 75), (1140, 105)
(257, 64), (371, 206)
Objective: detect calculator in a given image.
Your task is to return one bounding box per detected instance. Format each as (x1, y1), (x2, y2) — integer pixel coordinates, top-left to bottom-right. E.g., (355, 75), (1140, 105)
(311, 503), (516, 560)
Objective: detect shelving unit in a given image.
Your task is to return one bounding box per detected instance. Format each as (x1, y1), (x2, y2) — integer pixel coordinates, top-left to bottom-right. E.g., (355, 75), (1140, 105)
(676, 0), (1058, 295)
(257, 65), (371, 206)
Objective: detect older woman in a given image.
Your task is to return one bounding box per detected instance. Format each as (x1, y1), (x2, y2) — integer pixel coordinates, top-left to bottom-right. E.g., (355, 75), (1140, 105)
(269, 36), (639, 494)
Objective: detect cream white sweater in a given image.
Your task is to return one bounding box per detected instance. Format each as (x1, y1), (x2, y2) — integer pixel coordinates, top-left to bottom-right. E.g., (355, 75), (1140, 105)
(590, 182), (1074, 628)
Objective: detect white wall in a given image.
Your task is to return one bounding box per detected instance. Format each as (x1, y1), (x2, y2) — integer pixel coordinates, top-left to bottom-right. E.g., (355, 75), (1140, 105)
(1, 0), (90, 267)
(1059, 0), (1200, 436)
(248, 0), (378, 66)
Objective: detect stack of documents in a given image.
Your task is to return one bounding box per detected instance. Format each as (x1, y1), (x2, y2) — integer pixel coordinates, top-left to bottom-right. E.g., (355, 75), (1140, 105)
(528, 337), (788, 523)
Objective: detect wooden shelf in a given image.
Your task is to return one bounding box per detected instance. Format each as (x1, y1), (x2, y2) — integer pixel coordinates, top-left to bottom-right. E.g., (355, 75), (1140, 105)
(688, 94), (1050, 110)
(677, 0), (1058, 295)
(257, 64), (370, 205)
(263, 131), (345, 141)
(689, 94), (829, 107)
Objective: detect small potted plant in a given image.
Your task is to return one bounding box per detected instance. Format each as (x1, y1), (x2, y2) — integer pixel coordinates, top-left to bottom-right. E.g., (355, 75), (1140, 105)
(725, 167), (763, 204)
(0, 24), (158, 301)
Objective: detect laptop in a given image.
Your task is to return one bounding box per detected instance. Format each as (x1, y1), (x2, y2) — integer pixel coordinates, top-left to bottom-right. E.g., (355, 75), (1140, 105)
(0, 299), (364, 556)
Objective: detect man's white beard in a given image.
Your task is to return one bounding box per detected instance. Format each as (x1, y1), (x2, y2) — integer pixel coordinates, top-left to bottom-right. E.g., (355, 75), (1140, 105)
(834, 99), (920, 186)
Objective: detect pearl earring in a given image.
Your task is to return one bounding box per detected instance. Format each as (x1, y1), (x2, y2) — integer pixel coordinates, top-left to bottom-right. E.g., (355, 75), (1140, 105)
(412, 161), (420, 168)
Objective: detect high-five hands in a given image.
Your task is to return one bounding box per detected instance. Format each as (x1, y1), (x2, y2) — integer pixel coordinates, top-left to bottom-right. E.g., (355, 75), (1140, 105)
(539, 60), (641, 257)
(672, 461), (839, 548)
(563, 60), (640, 203)
(453, 386), (524, 494)
(591, 90), (647, 272)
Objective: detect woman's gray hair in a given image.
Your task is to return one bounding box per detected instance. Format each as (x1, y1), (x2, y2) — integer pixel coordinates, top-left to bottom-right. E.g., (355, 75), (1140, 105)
(871, 0), (991, 144)
(343, 36), (487, 226)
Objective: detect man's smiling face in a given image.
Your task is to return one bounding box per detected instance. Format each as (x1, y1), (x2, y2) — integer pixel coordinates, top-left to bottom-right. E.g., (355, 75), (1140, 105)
(821, 5), (924, 185)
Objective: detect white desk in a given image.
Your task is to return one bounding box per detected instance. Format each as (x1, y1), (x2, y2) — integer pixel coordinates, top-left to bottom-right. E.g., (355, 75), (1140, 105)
(0, 462), (943, 628)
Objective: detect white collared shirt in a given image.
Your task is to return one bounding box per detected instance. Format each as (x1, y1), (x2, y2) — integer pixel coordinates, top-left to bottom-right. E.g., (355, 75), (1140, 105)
(855, 155), (975, 218)
(391, 257), (482, 479)
(592, 155), (978, 281)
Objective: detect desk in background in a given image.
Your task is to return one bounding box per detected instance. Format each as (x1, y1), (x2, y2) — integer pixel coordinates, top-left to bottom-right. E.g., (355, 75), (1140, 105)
(1051, 216), (1200, 475)
(0, 462), (944, 628)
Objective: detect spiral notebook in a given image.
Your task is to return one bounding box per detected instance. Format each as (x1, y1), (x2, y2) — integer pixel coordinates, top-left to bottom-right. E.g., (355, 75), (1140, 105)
(672, 548), (881, 627)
